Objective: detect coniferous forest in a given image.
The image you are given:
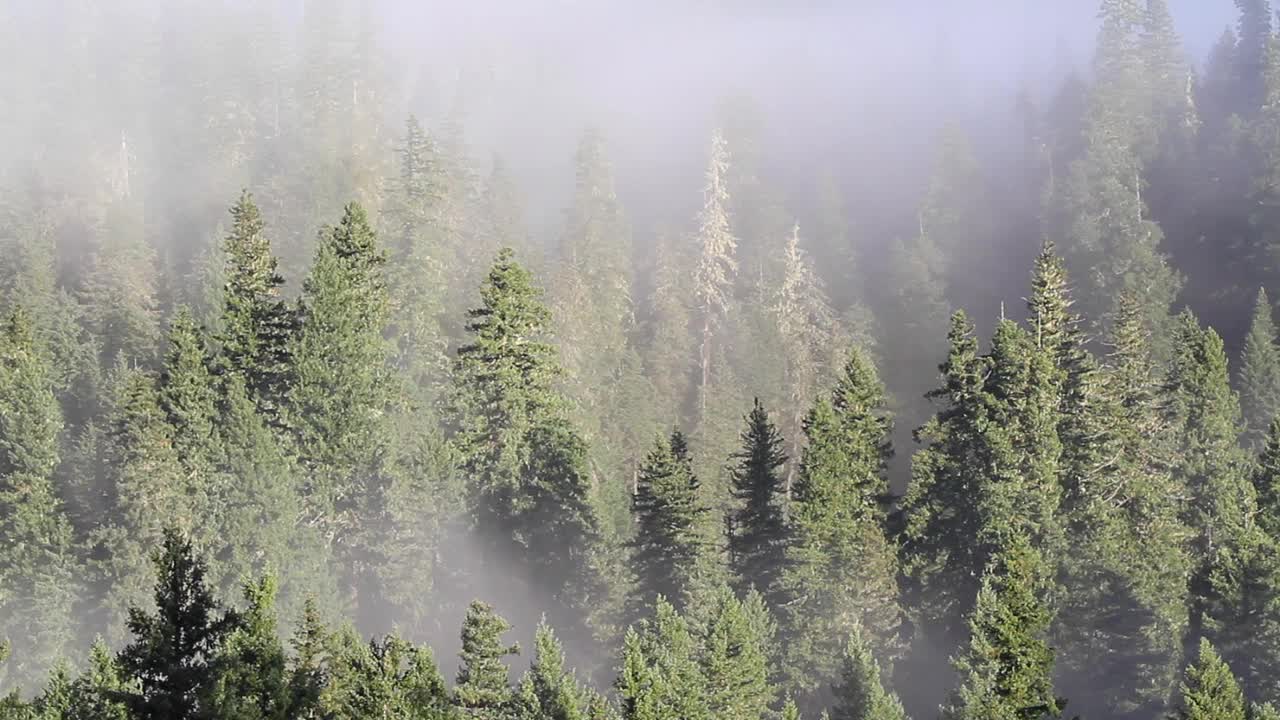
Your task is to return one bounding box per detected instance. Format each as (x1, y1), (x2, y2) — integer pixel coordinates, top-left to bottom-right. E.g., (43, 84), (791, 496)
(9, 1), (1280, 719)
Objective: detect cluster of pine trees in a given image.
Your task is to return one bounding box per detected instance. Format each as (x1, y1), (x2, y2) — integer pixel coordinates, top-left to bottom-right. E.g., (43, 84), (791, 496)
(12, 0), (1280, 719)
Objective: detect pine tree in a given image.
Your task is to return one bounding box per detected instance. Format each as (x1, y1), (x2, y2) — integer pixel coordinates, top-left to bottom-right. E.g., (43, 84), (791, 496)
(828, 623), (907, 720)
(455, 601), (518, 718)
(1055, 292), (1190, 719)
(898, 311), (989, 642)
(626, 431), (721, 622)
(693, 129), (738, 424)
(1175, 639), (1247, 720)
(1235, 0), (1274, 115)
(287, 201), (392, 565)
(385, 116), (449, 403)
(286, 597), (329, 720)
(1239, 288), (1280, 447)
(727, 399), (787, 605)
(82, 198), (162, 368)
(93, 365), (189, 645)
(516, 622), (595, 720)
(204, 576), (290, 720)
(451, 249), (605, 625)
(218, 190), (294, 426)
(941, 537), (1060, 720)
(781, 349), (901, 698)
(772, 224), (842, 483)
(639, 231), (696, 427)
(66, 641), (130, 720)
(0, 308), (78, 685)
(615, 598), (709, 720)
(322, 632), (453, 720)
(698, 587), (774, 720)
(116, 528), (240, 720)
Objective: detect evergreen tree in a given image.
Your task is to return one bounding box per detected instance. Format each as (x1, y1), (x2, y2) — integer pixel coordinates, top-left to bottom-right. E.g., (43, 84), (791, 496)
(116, 528), (240, 720)
(615, 598), (709, 720)
(626, 431), (720, 622)
(941, 537), (1060, 720)
(322, 632), (453, 720)
(727, 399), (787, 605)
(0, 309), (78, 685)
(287, 201), (392, 583)
(1239, 288), (1280, 448)
(82, 199), (162, 368)
(693, 129), (738, 425)
(698, 586), (774, 720)
(385, 116), (449, 403)
(516, 622), (595, 720)
(204, 576), (290, 720)
(66, 641), (130, 720)
(1175, 639), (1247, 720)
(450, 249), (605, 624)
(94, 365), (189, 644)
(781, 349), (901, 698)
(828, 623), (907, 720)
(454, 601), (518, 719)
(1055, 293), (1190, 719)
(218, 190), (294, 426)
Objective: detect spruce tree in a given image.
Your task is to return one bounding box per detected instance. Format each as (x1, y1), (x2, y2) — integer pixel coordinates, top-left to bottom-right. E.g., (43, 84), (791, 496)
(828, 623), (907, 720)
(941, 537), (1060, 720)
(385, 116), (449, 403)
(698, 586), (774, 720)
(727, 399), (788, 605)
(287, 201), (393, 590)
(66, 641), (130, 720)
(516, 622), (595, 720)
(116, 528), (240, 720)
(1055, 292), (1190, 719)
(693, 129), (738, 425)
(0, 308), (78, 684)
(626, 431), (720, 622)
(204, 576), (290, 720)
(82, 199), (162, 368)
(218, 190), (294, 426)
(780, 349), (901, 698)
(1175, 639), (1247, 720)
(1239, 288), (1280, 448)
(455, 601), (518, 718)
(615, 598), (709, 720)
(323, 633), (453, 720)
(451, 249), (605, 626)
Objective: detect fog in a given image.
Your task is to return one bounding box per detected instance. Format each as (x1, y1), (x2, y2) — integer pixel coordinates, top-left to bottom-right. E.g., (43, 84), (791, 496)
(0, 0), (1267, 716)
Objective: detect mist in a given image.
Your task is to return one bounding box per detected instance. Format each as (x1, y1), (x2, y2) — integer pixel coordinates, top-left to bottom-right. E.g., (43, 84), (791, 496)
(0, 1), (1276, 720)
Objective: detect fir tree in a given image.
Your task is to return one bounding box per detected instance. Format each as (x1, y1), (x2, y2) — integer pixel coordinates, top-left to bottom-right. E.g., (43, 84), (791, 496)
(455, 601), (518, 718)
(781, 349), (901, 699)
(516, 622), (595, 720)
(218, 190), (294, 425)
(727, 399), (788, 605)
(0, 309), (78, 685)
(693, 129), (738, 424)
(626, 431), (720, 622)
(615, 598), (709, 720)
(941, 537), (1060, 720)
(1239, 288), (1280, 448)
(1175, 639), (1247, 720)
(204, 576), (290, 720)
(322, 633), (453, 720)
(116, 528), (240, 720)
(698, 586), (774, 720)
(828, 623), (907, 720)
(66, 641), (131, 720)
(287, 201), (393, 582)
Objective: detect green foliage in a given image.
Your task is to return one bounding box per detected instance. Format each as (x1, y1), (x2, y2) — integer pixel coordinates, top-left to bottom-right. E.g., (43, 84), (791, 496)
(0, 309), (77, 685)
(626, 431), (721, 623)
(204, 576), (290, 720)
(828, 624), (907, 720)
(1175, 639), (1247, 720)
(616, 598), (709, 720)
(698, 586), (774, 720)
(1240, 289), (1280, 448)
(942, 537), (1059, 720)
(516, 622), (596, 720)
(455, 601), (519, 717)
(116, 528), (240, 720)
(727, 399), (788, 605)
(781, 348), (901, 697)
